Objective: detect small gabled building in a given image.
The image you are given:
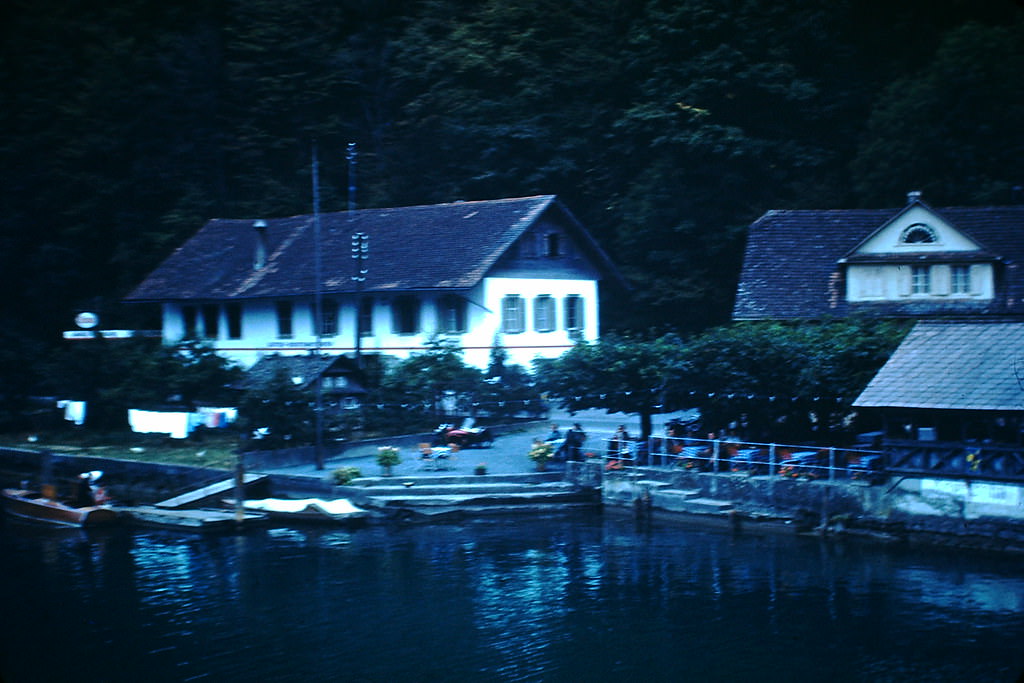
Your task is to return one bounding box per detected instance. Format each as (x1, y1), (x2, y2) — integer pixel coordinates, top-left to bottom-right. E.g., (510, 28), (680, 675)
(126, 195), (625, 369)
(242, 353), (366, 411)
(734, 192), (1024, 322)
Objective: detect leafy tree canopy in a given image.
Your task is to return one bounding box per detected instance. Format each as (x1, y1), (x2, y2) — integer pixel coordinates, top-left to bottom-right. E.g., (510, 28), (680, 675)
(535, 333), (688, 438)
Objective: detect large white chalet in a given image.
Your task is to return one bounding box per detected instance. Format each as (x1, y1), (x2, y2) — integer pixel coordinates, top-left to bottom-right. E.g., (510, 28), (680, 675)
(126, 195), (625, 369)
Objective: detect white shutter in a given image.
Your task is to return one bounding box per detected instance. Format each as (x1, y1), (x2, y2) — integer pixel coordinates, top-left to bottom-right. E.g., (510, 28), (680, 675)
(896, 265), (912, 297)
(969, 265), (985, 296)
(932, 264), (951, 296)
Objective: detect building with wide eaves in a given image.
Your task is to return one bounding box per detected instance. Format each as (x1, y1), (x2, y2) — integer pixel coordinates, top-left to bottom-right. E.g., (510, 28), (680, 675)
(126, 195), (626, 370)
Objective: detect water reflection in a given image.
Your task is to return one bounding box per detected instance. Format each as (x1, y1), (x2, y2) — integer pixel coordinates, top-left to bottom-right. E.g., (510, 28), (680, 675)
(1, 513), (1022, 682)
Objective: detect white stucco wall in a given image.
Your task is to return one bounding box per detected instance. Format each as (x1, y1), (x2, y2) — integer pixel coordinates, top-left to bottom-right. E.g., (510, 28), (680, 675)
(857, 205), (982, 254)
(160, 275), (599, 370)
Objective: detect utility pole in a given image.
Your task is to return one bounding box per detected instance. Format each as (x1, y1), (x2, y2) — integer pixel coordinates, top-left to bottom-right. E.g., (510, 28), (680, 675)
(348, 143), (367, 370)
(347, 142), (357, 212)
(352, 231), (368, 369)
(312, 145), (325, 470)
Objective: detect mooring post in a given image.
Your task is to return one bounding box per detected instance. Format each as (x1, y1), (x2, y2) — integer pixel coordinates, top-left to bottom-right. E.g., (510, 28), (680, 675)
(711, 439), (720, 497)
(234, 452), (245, 525)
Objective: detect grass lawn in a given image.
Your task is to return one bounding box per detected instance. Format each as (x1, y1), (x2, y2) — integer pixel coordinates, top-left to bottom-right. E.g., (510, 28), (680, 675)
(0, 429), (241, 470)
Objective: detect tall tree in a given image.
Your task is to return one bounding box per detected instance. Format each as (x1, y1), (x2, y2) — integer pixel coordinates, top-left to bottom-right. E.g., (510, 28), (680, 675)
(535, 334), (687, 438)
(851, 20), (1024, 206)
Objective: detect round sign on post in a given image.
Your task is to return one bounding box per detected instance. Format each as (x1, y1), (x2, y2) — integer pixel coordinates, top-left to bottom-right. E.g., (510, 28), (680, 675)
(75, 312), (99, 329)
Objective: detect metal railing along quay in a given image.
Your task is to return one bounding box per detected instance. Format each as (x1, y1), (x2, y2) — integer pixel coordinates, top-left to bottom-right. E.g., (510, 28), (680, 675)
(597, 436), (885, 483)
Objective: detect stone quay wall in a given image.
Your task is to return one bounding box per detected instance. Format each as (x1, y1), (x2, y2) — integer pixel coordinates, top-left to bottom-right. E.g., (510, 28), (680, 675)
(575, 461), (1024, 552)
(0, 447), (249, 505)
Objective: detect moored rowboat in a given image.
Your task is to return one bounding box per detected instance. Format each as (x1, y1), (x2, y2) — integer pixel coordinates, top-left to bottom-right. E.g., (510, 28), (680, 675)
(2, 488), (119, 528)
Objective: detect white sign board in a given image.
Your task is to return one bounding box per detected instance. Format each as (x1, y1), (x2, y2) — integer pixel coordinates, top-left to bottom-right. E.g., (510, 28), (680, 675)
(75, 312), (99, 329)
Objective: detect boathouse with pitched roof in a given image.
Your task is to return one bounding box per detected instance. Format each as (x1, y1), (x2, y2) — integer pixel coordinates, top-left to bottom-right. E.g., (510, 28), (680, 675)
(853, 321), (1024, 481)
(126, 195), (625, 369)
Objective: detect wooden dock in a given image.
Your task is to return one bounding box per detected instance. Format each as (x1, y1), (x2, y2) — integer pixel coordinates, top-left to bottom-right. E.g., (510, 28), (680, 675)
(120, 505), (265, 531)
(155, 474), (268, 509)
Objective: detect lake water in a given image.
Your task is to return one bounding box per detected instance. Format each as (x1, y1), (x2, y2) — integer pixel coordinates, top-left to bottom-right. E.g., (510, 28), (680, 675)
(2, 511), (1022, 682)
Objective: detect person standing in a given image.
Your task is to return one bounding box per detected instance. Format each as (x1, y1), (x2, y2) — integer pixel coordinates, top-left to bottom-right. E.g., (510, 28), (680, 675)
(566, 422), (587, 461)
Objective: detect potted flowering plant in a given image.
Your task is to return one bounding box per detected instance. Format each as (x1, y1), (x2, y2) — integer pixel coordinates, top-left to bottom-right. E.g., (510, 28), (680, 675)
(528, 441), (554, 471)
(376, 446), (401, 476)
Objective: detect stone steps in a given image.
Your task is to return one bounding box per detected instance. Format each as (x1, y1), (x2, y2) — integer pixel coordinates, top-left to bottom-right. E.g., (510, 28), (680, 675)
(650, 488), (734, 515)
(347, 481), (578, 497)
(338, 474), (598, 515)
(350, 472), (564, 487)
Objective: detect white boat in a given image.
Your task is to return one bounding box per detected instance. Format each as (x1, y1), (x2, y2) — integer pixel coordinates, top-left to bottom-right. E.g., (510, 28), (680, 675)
(233, 498), (370, 523)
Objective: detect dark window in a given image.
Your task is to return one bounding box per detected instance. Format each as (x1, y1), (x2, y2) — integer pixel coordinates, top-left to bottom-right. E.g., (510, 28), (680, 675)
(901, 223), (937, 244)
(911, 266), (930, 295)
(951, 265), (971, 295)
(545, 233), (561, 257)
(534, 295), (555, 332)
(565, 295), (584, 339)
(182, 305), (198, 338)
(359, 298), (373, 337)
(276, 301), (293, 338)
(438, 296), (467, 334)
(502, 295), (525, 334)
(320, 299), (339, 336)
(226, 303), (242, 339)
(201, 304), (219, 339)
(393, 295), (420, 335)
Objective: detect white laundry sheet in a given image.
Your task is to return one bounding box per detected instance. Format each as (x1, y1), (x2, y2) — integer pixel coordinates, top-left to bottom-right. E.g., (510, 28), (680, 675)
(127, 409), (196, 439)
(57, 400), (87, 426)
(127, 407), (238, 438)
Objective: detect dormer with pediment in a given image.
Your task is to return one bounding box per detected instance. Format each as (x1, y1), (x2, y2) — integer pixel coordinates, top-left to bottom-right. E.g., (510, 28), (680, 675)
(841, 197), (998, 305)
(733, 192), (1024, 322)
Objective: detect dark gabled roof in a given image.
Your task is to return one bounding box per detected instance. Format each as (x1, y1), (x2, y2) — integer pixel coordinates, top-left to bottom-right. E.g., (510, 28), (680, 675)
(854, 322), (1024, 411)
(126, 195), (623, 303)
(733, 204), (1024, 320)
(242, 354), (365, 394)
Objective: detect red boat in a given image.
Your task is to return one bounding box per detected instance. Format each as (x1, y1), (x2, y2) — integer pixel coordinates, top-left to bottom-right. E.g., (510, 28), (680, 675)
(2, 488), (119, 528)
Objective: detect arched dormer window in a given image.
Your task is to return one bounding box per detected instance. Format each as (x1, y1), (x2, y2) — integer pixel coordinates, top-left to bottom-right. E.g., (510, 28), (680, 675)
(900, 223), (937, 245)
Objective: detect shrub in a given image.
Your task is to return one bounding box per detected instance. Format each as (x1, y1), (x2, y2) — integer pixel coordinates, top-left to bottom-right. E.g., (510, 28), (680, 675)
(331, 466), (362, 485)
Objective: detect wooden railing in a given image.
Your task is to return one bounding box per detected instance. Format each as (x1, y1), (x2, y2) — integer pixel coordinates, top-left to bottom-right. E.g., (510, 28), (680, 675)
(885, 439), (1024, 483)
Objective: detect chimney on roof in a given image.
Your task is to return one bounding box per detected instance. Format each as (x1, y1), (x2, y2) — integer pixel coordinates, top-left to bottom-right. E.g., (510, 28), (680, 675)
(907, 190), (922, 204)
(253, 219), (268, 269)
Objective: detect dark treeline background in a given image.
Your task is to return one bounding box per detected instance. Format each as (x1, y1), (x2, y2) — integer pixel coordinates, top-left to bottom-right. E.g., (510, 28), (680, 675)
(2, 0), (1022, 354)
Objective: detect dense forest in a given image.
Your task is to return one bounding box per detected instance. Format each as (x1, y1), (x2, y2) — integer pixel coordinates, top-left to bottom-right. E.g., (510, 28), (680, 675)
(2, 0), (1022, 356)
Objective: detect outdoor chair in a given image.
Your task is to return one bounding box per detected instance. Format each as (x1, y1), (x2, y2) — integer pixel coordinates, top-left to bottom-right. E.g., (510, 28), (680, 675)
(434, 444), (460, 470)
(418, 443), (437, 471)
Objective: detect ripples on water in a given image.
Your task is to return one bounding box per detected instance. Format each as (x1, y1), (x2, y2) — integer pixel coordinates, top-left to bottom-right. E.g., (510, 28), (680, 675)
(2, 512), (1022, 682)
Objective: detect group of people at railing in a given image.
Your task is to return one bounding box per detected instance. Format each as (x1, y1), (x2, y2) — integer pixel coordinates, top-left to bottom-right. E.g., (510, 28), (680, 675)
(543, 422), (589, 462)
(538, 416), (1021, 482)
